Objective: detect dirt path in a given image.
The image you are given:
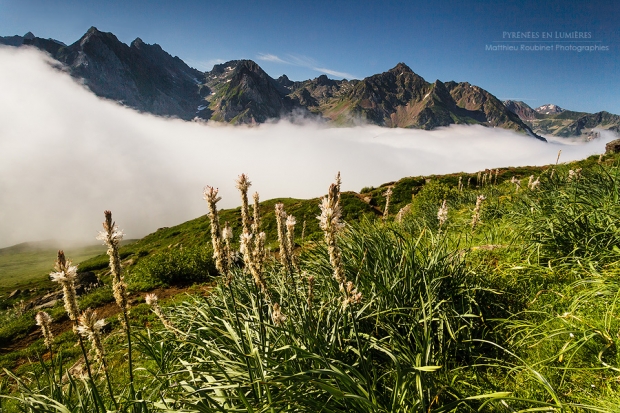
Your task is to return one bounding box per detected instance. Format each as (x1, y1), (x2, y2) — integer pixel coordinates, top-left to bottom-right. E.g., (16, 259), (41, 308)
(2, 285), (208, 358)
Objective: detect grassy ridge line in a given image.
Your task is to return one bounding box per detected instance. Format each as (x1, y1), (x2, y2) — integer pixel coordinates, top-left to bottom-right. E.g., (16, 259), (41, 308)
(77, 161), (561, 278)
(0, 158), (591, 296)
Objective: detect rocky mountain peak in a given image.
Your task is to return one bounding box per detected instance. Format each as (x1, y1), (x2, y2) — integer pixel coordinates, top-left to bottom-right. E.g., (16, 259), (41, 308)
(85, 26), (102, 37)
(276, 74), (294, 88)
(131, 37), (145, 48)
(536, 104), (564, 114)
(23, 32), (35, 40)
(390, 62), (414, 74)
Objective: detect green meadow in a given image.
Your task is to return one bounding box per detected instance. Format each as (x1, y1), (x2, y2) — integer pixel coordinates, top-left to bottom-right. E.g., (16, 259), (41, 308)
(2, 152), (620, 412)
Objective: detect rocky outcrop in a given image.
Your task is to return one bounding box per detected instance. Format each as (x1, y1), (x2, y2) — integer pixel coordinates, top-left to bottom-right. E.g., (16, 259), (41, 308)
(605, 139), (620, 154)
(24, 271), (103, 311)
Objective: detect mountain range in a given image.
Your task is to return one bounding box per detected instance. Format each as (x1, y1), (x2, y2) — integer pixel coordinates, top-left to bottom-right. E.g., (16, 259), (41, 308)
(2, 27), (618, 140)
(503, 100), (620, 139)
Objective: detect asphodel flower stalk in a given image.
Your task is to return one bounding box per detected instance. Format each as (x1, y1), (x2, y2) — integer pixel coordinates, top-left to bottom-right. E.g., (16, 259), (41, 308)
(77, 308), (118, 410)
(77, 308), (108, 371)
(275, 203), (293, 273)
(145, 293), (181, 337)
(286, 214), (297, 270)
(96, 211), (128, 320)
(318, 173), (346, 285)
(222, 221), (233, 284)
(319, 173), (361, 308)
(307, 275), (315, 310)
(96, 210), (134, 392)
(35, 311), (54, 351)
(204, 186), (228, 275)
(568, 168), (582, 181)
(382, 187), (393, 220)
(236, 174), (252, 234)
(271, 303), (287, 326)
(252, 191), (261, 233)
(342, 280), (363, 309)
(437, 199), (448, 228)
(396, 204), (411, 223)
(50, 250), (80, 322)
(510, 176), (521, 192)
(50, 250), (103, 409)
(240, 229), (268, 293)
(471, 194), (486, 230)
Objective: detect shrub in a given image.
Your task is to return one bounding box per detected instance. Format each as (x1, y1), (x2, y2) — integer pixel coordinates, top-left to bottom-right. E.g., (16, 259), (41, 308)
(128, 246), (215, 290)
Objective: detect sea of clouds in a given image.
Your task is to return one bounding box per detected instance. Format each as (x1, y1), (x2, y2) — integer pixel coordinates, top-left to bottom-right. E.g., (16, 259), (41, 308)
(0, 46), (616, 248)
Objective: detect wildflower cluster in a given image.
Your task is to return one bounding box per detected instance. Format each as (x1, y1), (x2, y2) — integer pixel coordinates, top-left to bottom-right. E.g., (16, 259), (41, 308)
(233, 175), (269, 292)
(568, 168), (582, 181)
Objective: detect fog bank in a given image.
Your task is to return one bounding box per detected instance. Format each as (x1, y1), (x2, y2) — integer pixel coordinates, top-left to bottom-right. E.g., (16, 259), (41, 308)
(0, 46), (615, 247)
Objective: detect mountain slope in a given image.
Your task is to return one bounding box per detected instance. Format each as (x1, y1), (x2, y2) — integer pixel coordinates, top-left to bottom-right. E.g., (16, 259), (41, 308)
(201, 60), (301, 123)
(318, 63), (536, 135)
(503, 100), (620, 138)
(54, 27), (204, 119)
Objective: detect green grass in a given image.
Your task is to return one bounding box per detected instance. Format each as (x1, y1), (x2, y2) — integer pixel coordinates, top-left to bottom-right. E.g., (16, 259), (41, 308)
(3, 152), (620, 412)
(0, 241), (107, 295)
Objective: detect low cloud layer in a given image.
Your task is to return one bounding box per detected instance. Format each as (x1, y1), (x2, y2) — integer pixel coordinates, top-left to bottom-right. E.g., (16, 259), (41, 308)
(0, 46), (615, 248)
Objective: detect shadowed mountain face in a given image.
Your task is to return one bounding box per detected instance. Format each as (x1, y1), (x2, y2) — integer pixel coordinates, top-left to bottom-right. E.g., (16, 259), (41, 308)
(503, 100), (620, 138)
(3, 28), (546, 139)
(55, 28), (205, 119)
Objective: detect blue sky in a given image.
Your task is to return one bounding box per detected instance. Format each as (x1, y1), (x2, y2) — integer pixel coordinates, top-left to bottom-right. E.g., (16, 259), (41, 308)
(1, 0), (618, 114)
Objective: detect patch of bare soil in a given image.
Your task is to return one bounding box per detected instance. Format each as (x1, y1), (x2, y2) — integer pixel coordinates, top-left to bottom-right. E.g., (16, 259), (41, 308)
(2, 284), (211, 359)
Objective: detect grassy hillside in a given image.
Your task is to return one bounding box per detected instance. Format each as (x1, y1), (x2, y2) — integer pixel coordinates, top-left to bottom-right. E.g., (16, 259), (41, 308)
(3, 151), (620, 412)
(0, 242), (107, 296)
